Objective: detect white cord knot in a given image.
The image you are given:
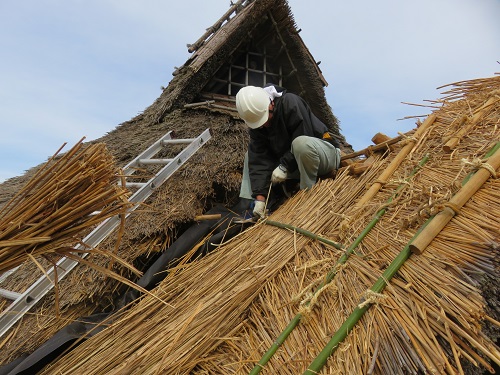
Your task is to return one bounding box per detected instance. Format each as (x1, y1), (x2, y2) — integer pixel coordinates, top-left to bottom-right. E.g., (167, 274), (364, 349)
(398, 132), (418, 146)
(461, 157), (498, 178)
(358, 289), (387, 309)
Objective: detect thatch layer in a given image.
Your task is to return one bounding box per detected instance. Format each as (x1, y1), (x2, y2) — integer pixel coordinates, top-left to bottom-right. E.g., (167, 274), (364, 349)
(40, 76), (499, 374)
(0, 141), (131, 274)
(0, 108), (249, 363)
(0, 0), (348, 364)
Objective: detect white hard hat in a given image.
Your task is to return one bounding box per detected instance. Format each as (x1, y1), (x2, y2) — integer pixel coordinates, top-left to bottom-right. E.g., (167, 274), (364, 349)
(235, 86), (270, 129)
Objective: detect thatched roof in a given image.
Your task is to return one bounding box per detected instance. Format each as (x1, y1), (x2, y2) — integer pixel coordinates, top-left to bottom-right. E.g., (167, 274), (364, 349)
(0, 0), (349, 367)
(142, 0), (345, 145)
(31, 76), (500, 374)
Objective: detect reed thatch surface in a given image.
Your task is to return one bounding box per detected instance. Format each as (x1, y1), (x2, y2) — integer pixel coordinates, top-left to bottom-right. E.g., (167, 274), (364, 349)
(38, 75), (499, 374)
(0, 108), (249, 363)
(0, 140), (132, 274)
(0, 0), (350, 362)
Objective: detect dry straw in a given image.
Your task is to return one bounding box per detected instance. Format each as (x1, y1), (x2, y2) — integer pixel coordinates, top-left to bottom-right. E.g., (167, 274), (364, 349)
(42, 76), (499, 374)
(0, 140), (144, 307)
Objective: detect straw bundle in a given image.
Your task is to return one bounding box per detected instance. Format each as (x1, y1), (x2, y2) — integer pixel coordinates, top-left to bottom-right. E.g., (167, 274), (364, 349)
(41, 76), (499, 374)
(0, 109), (250, 365)
(0, 139), (133, 275)
(40, 166), (375, 374)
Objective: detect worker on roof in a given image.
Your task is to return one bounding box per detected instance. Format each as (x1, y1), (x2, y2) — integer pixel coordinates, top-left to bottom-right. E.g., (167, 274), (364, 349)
(236, 84), (341, 219)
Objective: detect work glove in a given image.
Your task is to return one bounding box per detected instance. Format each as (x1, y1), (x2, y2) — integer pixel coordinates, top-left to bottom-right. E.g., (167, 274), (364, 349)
(271, 164), (287, 184)
(253, 200), (266, 219)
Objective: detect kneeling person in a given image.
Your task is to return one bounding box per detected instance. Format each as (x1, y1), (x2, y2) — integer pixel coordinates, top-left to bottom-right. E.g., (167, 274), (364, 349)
(236, 85), (341, 218)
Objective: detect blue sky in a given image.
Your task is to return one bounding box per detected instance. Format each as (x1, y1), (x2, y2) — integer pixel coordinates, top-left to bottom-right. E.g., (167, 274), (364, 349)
(0, 0), (498, 183)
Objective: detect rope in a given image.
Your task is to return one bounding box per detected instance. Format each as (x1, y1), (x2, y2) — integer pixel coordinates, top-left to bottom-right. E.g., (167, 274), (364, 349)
(461, 157), (498, 178)
(293, 263), (346, 318)
(442, 202), (461, 215)
(398, 132), (418, 146)
(366, 179), (387, 190)
(292, 275), (324, 304)
(299, 282), (338, 320)
(365, 145), (374, 156)
(295, 258), (335, 272)
(357, 289), (388, 309)
(339, 214), (351, 231)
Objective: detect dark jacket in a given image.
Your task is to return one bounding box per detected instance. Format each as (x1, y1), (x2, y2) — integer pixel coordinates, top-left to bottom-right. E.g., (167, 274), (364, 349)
(248, 90), (338, 197)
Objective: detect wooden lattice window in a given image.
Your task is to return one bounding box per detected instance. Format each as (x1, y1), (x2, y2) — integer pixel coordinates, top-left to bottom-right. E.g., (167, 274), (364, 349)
(204, 46), (282, 96)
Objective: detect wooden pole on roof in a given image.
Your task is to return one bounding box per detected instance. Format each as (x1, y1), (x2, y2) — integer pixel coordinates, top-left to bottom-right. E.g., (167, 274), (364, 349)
(187, 0), (249, 53)
(354, 114), (437, 208)
(348, 132), (393, 175)
(267, 12), (307, 97)
(410, 143), (500, 254)
(264, 220), (343, 249)
(443, 95), (498, 152)
(341, 134), (404, 161)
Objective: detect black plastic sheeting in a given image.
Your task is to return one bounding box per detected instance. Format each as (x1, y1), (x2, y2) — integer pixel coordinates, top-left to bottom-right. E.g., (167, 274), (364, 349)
(0, 200), (253, 375)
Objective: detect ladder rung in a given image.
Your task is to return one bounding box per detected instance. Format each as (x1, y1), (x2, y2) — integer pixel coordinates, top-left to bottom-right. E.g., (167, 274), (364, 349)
(0, 288), (22, 301)
(138, 158), (173, 166)
(120, 131), (174, 177)
(161, 138), (195, 145)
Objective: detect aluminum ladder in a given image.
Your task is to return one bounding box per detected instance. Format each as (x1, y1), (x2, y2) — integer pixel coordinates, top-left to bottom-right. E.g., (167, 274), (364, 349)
(0, 128), (211, 338)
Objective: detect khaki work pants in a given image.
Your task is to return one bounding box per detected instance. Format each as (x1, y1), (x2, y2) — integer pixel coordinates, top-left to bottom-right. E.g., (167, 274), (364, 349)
(240, 136), (340, 199)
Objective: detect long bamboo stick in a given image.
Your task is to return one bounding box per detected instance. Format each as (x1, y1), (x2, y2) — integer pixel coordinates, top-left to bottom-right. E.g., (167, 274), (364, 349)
(187, 0), (247, 53)
(248, 155), (430, 374)
(263, 220), (343, 250)
(340, 134), (403, 161)
(303, 144), (500, 374)
(302, 222), (430, 375)
(410, 144), (499, 254)
(355, 114), (436, 208)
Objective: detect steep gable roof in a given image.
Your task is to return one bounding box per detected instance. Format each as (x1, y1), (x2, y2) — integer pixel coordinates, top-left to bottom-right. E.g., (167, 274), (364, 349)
(141, 0), (345, 145)
(0, 0), (350, 367)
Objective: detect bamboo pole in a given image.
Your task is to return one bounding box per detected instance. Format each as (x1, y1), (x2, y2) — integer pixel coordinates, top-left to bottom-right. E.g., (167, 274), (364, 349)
(263, 220), (343, 250)
(410, 144), (499, 254)
(341, 134), (403, 161)
(187, 0), (248, 53)
(443, 96), (498, 152)
(354, 114), (436, 208)
(302, 222), (430, 375)
(248, 155), (429, 375)
(442, 115), (467, 152)
(183, 100), (215, 108)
